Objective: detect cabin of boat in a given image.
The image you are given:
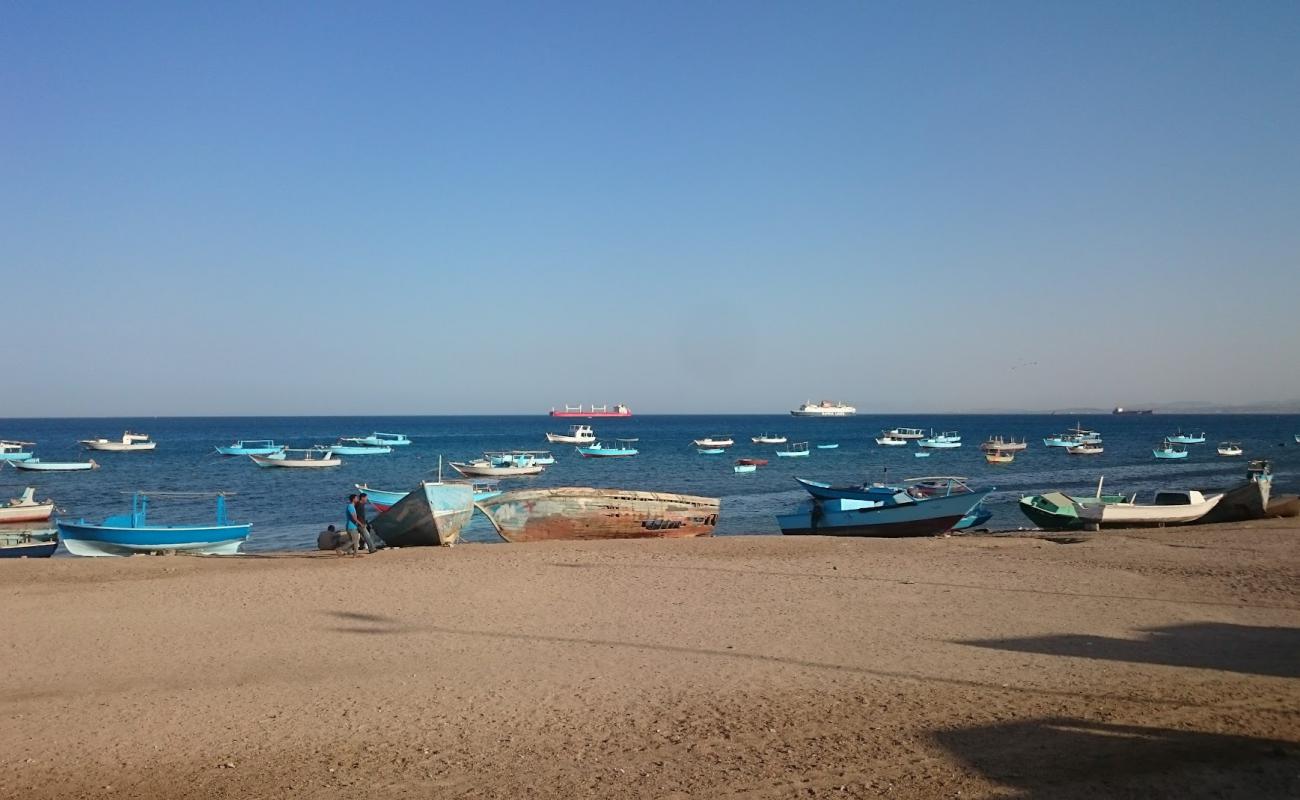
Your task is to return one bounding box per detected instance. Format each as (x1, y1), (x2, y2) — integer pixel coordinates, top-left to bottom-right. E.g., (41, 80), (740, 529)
(776, 441), (811, 457)
(80, 432), (157, 451)
(0, 440), (35, 461)
(546, 424), (596, 444)
(11, 457), (99, 472)
(886, 427), (926, 439)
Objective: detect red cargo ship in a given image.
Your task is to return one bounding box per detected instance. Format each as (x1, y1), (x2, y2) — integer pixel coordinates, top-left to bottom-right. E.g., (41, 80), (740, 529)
(549, 404), (632, 418)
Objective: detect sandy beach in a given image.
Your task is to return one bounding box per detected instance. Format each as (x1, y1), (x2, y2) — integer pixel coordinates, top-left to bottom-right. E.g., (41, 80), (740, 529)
(2, 520), (1298, 799)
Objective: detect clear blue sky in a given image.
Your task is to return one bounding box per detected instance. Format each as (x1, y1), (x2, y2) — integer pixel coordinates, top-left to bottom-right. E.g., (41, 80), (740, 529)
(3, 1), (1297, 416)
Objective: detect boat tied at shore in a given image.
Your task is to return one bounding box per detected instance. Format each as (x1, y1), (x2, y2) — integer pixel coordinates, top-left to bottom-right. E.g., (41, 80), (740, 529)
(370, 480), (475, 547)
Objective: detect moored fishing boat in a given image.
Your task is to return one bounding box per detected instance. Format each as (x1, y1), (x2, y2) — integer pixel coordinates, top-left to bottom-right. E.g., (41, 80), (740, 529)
(502, 450), (555, 465)
(56, 492), (250, 556)
(952, 504), (993, 531)
(327, 442), (393, 455)
(1043, 434), (1083, 448)
(980, 436), (1028, 452)
(984, 448), (1015, 464)
(692, 435), (734, 448)
(1196, 460), (1273, 524)
(215, 439), (283, 456)
(351, 432), (411, 446)
(249, 448), (341, 468)
(1217, 442), (1243, 457)
(790, 400), (856, 417)
(549, 404), (632, 418)
(751, 434), (787, 444)
(778, 480), (993, 538)
(576, 439), (639, 458)
(449, 456), (545, 477)
(0, 487), (54, 523)
(0, 441), (35, 461)
(917, 436), (960, 449)
(79, 432), (156, 452)
(10, 458), (99, 472)
(733, 464), (757, 474)
(1153, 440), (1189, 459)
(0, 526), (58, 558)
(370, 481), (475, 547)
(1074, 489), (1223, 528)
(886, 427), (926, 440)
(875, 434), (908, 447)
(546, 425), (596, 444)
(776, 441), (811, 458)
(1066, 443), (1104, 455)
(735, 458), (768, 466)
(475, 488), (720, 542)
(1166, 429), (1207, 444)
(816, 443), (839, 449)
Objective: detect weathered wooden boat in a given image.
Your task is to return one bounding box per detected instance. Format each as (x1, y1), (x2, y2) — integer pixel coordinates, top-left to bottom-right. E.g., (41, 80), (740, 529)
(358, 479), (500, 511)
(1196, 460), (1273, 525)
(875, 434), (909, 447)
(734, 464), (757, 474)
(0, 441), (35, 461)
(351, 432), (411, 446)
(776, 442), (811, 458)
(697, 448), (726, 455)
(751, 434), (787, 444)
(816, 443), (839, 449)
(1166, 429), (1206, 444)
(10, 458), (99, 472)
(249, 448), (341, 468)
(215, 439), (283, 456)
(1074, 489), (1223, 529)
(0, 525), (58, 558)
(980, 436), (1028, 452)
(1066, 443), (1104, 455)
(546, 424), (596, 444)
(1018, 486), (1130, 530)
(778, 480), (993, 538)
(56, 492), (250, 556)
(576, 439), (639, 458)
(327, 442), (393, 455)
(549, 404), (632, 418)
(1216, 442), (1243, 457)
(692, 436), (734, 448)
(79, 432), (156, 452)
(370, 481), (475, 547)
(1153, 440), (1189, 459)
(984, 448), (1015, 464)
(0, 487), (54, 523)
(475, 488), (720, 542)
(735, 458), (768, 466)
(886, 427), (926, 440)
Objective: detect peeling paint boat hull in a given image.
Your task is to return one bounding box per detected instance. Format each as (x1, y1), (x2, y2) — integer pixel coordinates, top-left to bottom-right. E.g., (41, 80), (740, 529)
(371, 481), (475, 547)
(475, 488), (720, 543)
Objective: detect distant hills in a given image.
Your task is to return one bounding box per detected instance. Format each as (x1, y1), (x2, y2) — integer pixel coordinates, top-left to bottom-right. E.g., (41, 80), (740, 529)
(976, 400), (1300, 415)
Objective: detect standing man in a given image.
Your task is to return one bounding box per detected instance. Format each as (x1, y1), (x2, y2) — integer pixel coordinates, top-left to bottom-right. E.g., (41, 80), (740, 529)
(353, 492), (381, 553)
(345, 493), (373, 554)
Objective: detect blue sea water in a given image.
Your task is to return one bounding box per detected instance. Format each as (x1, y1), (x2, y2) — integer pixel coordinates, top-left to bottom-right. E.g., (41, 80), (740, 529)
(2, 414), (1297, 553)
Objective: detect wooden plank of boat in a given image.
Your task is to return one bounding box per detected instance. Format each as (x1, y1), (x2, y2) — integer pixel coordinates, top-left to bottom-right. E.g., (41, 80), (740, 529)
(475, 488), (720, 542)
(370, 481), (475, 547)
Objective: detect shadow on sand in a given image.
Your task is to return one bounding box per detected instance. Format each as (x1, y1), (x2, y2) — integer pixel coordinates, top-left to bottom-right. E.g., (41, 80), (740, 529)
(959, 622), (1300, 679)
(931, 717), (1296, 799)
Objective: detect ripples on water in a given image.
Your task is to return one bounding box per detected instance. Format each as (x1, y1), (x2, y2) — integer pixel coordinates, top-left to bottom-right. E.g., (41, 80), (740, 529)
(1, 414), (1295, 552)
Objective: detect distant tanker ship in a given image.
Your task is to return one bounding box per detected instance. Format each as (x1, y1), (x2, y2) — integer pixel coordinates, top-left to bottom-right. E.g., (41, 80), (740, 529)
(1113, 406), (1154, 415)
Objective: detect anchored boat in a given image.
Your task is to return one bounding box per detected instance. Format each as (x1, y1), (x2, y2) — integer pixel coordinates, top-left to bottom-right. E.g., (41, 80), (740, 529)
(692, 435), (734, 448)
(875, 434), (909, 447)
(327, 442), (393, 455)
(352, 432), (412, 446)
(546, 424), (596, 444)
(576, 439), (639, 458)
(475, 488), (720, 542)
(0, 441), (35, 461)
(1153, 440), (1189, 459)
(215, 440), (283, 456)
(984, 448), (1015, 464)
(778, 478), (992, 538)
(1217, 442), (1243, 457)
(1166, 429), (1207, 444)
(980, 436), (1028, 452)
(776, 442), (811, 458)
(249, 448), (341, 468)
(0, 487), (54, 523)
(10, 458), (99, 472)
(370, 481), (475, 547)
(80, 432), (156, 452)
(751, 434), (787, 444)
(885, 427), (926, 440)
(56, 492), (250, 556)
(1066, 443), (1104, 455)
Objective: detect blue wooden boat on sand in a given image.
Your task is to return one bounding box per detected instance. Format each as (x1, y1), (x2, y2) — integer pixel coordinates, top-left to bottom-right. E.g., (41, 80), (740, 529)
(215, 439), (283, 456)
(779, 478), (993, 538)
(56, 492), (250, 557)
(0, 526), (58, 558)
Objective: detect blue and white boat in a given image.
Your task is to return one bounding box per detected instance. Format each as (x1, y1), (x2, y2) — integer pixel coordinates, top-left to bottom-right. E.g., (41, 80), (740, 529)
(577, 439), (639, 458)
(0, 526), (58, 558)
(776, 442), (811, 458)
(1153, 440), (1189, 459)
(56, 492), (250, 557)
(697, 448), (726, 455)
(918, 436), (961, 449)
(1043, 434), (1083, 448)
(778, 479), (993, 538)
(215, 439), (283, 456)
(0, 441), (35, 461)
(1166, 429), (1206, 444)
(489, 450), (556, 466)
(10, 458), (99, 472)
(816, 443), (839, 449)
(351, 432), (412, 447)
(327, 442), (393, 455)
(370, 481), (475, 547)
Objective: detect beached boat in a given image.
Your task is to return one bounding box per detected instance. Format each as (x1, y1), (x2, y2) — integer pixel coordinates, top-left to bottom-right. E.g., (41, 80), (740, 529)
(369, 481), (475, 547)
(56, 492), (250, 556)
(79, 432), (156, 452)
(576, 439), (639, 458)
(1217, 442), (1243, 457)
(794, 475), (964, 502)
(10, 458), (99, 472)
(449, 456), (545, 477)
(984, 448), (1015, 464)
(1153, 440), (1189, 459)
(249, 448), (341, 468)
(735, 458), (768, 467)
(1066, 443), (1104, 455)
(692, 436), (734, 448)
(875, 434), (909, 447)
(475, 487), (720, 542)
(549, 404), (632, 418)
(734, 464), (757, 474)
(952, 504), (994, 531)
(886, 427), (926, 440)
(327, 442), (393, 455)
(358, 479), (501, 511)
(790, 400), (856, 417)
(0, 441), (35, 461)
(697, 448), (726, 455)
(0, 487), (54, 523)
(546, 425), (596, 444)
(350, 432), (411, 447)
(906, 476), (973, 498)
(917, 436), (960, 449)
(751, 434), (787, 444)
(1196, 460), (1273, 525)
(980, 436), (1028, 452)
(214, 439), (283, 456)
(778, 480), (993, 538)
(1166, 429), (1207, 444)
(816, 443), (839, 450)
(776, 442), (811, 458)
(1018, 486), (1130, 530)
(1074, 489), (1223, 529)
(0, 526), (58, 558)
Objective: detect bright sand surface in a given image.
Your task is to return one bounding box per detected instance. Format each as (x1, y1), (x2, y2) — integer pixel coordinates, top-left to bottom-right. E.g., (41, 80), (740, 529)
(2, 521), (1298, 798)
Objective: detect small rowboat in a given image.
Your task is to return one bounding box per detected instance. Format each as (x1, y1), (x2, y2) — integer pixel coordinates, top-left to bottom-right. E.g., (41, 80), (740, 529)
(576, 439), (639, 458)
(0, 487), (55, 523)
(914, 452), (931, 458)
(546, 425), (596, 444)
(735, 458), (768, 466)
(327, 443), (393, 455)
(215, 439), (283, 456)
(734, 464), (757, 474)
(250, 448), (341, 468)
(816, 443), (839, 449)
(697, 448), (726, 455)
(10, 458), (99, 472)
(776, 442), (811, 458)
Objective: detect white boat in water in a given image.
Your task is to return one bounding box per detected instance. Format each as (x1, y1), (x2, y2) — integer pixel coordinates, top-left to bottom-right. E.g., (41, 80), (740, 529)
(885, 427), (926, 440)
(875, 434), (909, 447)
(692, 435), (734, 448)
(10, 458), (99, 472)
(80, 432), (156, 452)
(449, 458), (545, 477)
(790, 400), (856, 417)
(545, 424), (596, 444)
(751, 434), (787, 444)
(1217, 442), (1244, 457)
(249, 448), (341, 468)
(1075, 489), (1223, 529)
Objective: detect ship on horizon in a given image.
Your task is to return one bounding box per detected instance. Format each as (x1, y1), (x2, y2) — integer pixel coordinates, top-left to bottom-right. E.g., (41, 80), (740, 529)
(790, 400), (857, 417)
(549, 403), (632, 419)
(1113, 406), (1154, 415)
